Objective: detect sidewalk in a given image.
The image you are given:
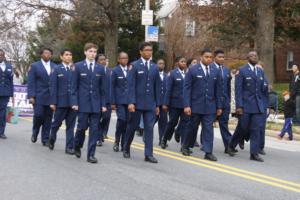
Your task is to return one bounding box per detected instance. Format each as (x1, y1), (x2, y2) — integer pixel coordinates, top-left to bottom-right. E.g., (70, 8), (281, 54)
(227, 116), (300, 141)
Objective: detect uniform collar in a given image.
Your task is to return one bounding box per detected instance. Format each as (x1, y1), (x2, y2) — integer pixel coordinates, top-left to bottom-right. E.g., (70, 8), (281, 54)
(141, 57), (150, 66)
(41, 59), (50, 66)
(85, 59), (95, 67)
(248, 62), (256, 71)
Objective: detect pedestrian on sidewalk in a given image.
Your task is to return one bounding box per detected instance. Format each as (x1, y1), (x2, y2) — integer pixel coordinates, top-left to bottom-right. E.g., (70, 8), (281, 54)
(289, 64), (300, 125)
(277, 91), (295, 141)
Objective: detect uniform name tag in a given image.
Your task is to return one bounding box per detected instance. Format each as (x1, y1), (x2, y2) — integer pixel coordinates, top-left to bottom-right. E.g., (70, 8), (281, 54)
(96, 74), (101, 77)
(197, 75), (203, 78)
(80, 73), (87, 76)
(176, 78), (182, 81)
(58, 74), (64, 77)
(7, 69), (11, 71)
(246, 77), (252, 80)
(118, 76), (124, 79)
(138, 71), (144, 74)
(260, 77), (263, 80)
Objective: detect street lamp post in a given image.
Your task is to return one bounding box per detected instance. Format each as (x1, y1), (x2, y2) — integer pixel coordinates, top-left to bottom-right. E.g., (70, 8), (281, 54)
(145, 0), (150, 41)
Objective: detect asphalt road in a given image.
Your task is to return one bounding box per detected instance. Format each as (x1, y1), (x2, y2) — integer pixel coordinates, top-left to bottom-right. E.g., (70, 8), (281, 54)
(0, 114), (299, 200)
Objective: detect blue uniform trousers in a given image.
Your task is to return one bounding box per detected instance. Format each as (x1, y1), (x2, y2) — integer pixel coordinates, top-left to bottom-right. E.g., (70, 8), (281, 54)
(123, 109), (156, 156)
(32, 104), (53, 143)
(74, 112), (101, 158)
(50, 107), (76, 150)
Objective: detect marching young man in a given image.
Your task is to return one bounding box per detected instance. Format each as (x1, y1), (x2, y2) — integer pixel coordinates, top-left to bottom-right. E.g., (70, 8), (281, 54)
(71, 43), (107, 164)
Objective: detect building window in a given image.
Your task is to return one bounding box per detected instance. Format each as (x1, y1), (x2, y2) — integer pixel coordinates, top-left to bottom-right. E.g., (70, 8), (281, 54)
(286, 51), (294, 71)
(185, 19), (195, 37)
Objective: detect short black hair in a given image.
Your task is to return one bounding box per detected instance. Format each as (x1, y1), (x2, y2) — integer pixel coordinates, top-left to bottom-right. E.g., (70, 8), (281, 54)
(187, 58), (196, 66)
(214, 49), (224, 56)
(60, 48), (72, 56)
(118, 51), (128, 58)
(40, 47), (53, 55)
(139, 42), (152, 51)
(200, 48), (212, 55)
(156, 58), (165, 63)
(175, 56), (185, 63)
(96, 53), (106, 62)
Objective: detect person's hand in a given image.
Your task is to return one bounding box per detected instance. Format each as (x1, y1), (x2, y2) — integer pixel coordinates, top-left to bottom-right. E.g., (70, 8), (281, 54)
(162, 105), (168, 112)
(50, 104), (56, 111)
(102, 107), (107, 112)
(156, 107), (160, 116)
(72, 105), (79, 111)
(216, 109), (222, 117)
(184, 107), (192, 116)
(111, 104), (116, 110)
(128, 104), (135, 112)
(29, 98), (35, 105)
(236, 108), (243, 115)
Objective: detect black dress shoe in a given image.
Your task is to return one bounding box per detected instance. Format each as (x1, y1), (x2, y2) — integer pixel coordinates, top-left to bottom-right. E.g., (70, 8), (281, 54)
(31, 134), (37, 143)
(239, 140), (245, 150)
(227, 146), (236, 157)
(174, 133), (180, 143)
(259, 149), (266, 155)
(136, 128), (144, 137)
(74, 147), (81, 158)
(49, 139), (55, 150)
(97, 140), (103, 147)
(181, 148), (191, 156)
(194, 141), (200, 147)
(113, 143), (119, 152)
(87, 156), (98, 164)
(65, 149), (75, 155)
(204, 153), (218, 161)
(42, 141), (49, 147)
(250, 154), (264, 162)
(160, 140), (167, 149)
(123, 151), (130, 158)
(144, 156), (158, 163)
(0, 134), (7, 139)
(224, 147), (238, 154)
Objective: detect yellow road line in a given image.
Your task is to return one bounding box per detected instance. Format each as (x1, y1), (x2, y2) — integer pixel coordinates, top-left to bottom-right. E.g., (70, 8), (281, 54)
(19, 117), (300, 193)
(126, 139), (300, 189)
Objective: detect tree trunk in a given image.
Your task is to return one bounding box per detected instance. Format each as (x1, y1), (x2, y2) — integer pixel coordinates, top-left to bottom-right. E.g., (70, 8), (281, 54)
(256, 0), (276, 84)
(103, 25), (118, 67)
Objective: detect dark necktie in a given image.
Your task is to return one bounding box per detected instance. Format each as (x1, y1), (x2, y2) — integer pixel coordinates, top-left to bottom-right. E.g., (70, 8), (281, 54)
(220, 65), (224, 79)
(145, 61), (149, 72)
(254, 66), (257, 76)
(89, 63), (93, 73)
(205, 65), (210, 77)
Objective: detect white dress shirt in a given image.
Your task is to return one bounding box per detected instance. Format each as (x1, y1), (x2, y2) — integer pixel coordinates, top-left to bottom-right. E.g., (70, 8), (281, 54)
(0, 62), (6, 72)
(86, 59), (95, 72)
(159, 71), (164, 80)
(200, 62), (210, 76)
(178, 68), (186, 79)
(41, 59), (51, 75)
(141, 57), (150, 70)
(120, 65), (128, 77)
